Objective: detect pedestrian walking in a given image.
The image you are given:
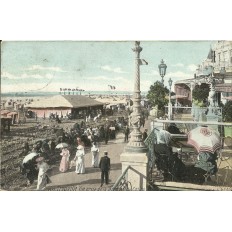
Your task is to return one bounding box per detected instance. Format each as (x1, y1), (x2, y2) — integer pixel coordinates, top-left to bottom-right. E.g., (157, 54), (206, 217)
(104, 126), (109, 145)
(74, 145), (85, 174)
(50, 138), (56, 156)
(59, 147), (70, 172)
(99, 151), (111, 187)
(140, 117), (145, 127)
(91, 142), (99, 168)
(23, 138), (30, 156)
(77, 137), (85, 147)
(142, 129), (148, 141)
(124, 125), (130, 142)
(36, 157), (51, 190)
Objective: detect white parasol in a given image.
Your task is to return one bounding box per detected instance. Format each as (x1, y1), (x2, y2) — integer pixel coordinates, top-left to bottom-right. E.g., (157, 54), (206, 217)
(187, 126), (221, 153)
(22, 152), (38, 164)
(55, 143), (69, 149)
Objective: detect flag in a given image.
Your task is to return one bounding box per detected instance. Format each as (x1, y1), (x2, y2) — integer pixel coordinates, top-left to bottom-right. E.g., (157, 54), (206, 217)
(108, 85), (116, 90)
(139, 59), (148, 65)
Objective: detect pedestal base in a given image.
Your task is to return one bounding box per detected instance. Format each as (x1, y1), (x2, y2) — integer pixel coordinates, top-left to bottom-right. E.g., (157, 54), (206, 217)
(120, 151), (148, 191)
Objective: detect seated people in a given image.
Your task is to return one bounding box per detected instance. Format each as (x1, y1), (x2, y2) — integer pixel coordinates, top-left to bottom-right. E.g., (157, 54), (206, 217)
(184, 151), (218, 184)
(167, 123), (183, 134)
(154, 129), (185, 181)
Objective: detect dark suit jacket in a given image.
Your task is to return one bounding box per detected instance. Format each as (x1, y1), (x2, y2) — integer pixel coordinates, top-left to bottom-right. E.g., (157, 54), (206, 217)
(99, 156), (111, 171)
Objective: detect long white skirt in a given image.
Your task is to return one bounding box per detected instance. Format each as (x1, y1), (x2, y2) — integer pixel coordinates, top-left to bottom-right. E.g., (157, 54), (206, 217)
(75, 159), (85, 174)
(91, 151), (99, 167)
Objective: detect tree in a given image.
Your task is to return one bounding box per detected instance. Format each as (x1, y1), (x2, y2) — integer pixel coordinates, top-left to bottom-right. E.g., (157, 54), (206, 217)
(192, 84), (209, 106)
(146, 81), (169, 111)
(222, 101), (232, 122)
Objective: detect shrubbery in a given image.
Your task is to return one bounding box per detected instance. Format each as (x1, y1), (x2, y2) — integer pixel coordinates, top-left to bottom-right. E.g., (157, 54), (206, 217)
(222, 101), (232, 122)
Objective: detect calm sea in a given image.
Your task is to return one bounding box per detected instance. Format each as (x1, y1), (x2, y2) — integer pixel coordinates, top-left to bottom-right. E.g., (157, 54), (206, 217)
(2, 91), (148, 97)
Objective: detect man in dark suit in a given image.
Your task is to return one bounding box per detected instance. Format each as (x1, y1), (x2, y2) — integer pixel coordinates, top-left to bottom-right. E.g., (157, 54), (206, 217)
(99, 151), (111, 187)
(142, 129), (148, 141)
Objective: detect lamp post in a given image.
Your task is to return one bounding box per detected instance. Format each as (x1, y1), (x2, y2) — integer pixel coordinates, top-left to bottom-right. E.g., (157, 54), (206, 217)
(168, 78), (173, 120)
(126, 41), (148, 152)
(158, 59), (167, 86)
(120, 41), (149, 191)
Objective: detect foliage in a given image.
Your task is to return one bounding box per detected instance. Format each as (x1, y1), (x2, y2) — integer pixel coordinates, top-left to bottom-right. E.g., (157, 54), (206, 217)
(222, 101), (232, 122)
(192, 85), (209, 104)
(146, 81), (169, 111)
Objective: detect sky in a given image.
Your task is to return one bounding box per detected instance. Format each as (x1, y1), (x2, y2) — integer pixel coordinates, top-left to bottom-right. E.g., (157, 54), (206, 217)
(1, 41), (214, 93)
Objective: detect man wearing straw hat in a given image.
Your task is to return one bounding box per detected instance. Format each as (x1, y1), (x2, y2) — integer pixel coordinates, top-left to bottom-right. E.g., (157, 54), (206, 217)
(99, 151), (111, 187)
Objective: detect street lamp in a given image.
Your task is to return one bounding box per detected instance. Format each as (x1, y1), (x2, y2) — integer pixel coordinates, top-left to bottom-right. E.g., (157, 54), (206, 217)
(158, 59), (167, 85)
(126, 41), (148, 152)
(168, 78), (173, 120)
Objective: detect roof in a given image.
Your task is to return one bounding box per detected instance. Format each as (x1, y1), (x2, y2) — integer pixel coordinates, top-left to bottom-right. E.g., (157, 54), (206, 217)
(94, 96), (127, 105)
(215, 83), (232, 93)
(26, 95), (104, 109)
(174, 78), (195, 85)
(63, 95), (104, 108)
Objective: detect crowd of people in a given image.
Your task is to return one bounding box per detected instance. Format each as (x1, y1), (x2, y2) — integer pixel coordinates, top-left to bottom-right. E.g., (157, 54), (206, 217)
(20, 116), (130, 190)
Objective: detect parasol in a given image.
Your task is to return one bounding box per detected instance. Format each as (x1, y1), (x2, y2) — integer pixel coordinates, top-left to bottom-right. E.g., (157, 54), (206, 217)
(22, 152), (39, 164)
(187, 126), (221, 153)
(55, 143), (69, 149)
(7, 111), (18, 116)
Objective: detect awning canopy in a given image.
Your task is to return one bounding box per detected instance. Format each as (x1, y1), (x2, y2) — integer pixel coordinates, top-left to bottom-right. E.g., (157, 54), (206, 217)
(171, 95), (188, 99)
(0, 109), (11, 115)
(215, 83), (232, 93)
(7, 112), (18, 116)
(222, 96), (232, 101)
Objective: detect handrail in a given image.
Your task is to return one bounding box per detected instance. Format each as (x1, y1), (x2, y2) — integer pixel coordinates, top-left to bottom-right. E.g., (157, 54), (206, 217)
(111, 165), (131, 191)
(153, 119), (232, 126)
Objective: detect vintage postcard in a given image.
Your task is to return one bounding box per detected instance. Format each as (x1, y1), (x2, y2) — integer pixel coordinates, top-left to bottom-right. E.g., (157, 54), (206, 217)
(1, 41), (232, 191)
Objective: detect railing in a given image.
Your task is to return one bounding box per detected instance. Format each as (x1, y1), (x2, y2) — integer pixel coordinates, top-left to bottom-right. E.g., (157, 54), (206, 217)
(165, 106), (223, 122)
(153, 118), (232, 126)
(145, 119), (232, 189)
(144, 127), (158, 182)
(111, 166), (132, 191)
(165, 106), (192, 115)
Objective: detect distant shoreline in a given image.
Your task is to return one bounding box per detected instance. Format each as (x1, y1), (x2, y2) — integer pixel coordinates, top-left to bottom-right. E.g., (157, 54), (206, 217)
(1, 91), (148, 98)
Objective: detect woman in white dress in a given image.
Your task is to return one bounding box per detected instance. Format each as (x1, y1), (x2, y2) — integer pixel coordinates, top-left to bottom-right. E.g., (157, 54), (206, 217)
(36, 157), (50, 190)
(74, 145), (85, 174)
(91, 142), (99, 168)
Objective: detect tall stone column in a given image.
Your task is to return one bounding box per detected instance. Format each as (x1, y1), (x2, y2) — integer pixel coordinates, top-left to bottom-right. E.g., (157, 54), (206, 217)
(120, 41), (148, 190)
(126, 41), (147, 152)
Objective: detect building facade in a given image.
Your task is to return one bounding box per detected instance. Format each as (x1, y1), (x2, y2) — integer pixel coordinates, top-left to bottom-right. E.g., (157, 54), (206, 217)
(174, 41), (232, 106)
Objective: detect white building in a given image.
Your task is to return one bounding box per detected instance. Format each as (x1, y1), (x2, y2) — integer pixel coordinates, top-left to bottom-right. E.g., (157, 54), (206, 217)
(174, 41), (232, 106)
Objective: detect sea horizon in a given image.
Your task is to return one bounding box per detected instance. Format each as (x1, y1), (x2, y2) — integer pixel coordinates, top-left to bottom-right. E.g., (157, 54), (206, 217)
(1, 90), (148, 98)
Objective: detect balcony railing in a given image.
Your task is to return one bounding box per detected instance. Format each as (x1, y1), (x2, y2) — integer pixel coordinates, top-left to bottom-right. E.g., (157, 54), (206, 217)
(111, 166), (132, 191)
(165, 106), (222, 121)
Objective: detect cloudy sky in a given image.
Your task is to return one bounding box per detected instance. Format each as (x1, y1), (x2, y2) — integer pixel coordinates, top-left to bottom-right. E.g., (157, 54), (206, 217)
(1, 41), (213, 93)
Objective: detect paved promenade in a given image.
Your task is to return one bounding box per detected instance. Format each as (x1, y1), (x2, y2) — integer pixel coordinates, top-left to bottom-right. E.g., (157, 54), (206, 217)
(32, 120), (151, 191)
